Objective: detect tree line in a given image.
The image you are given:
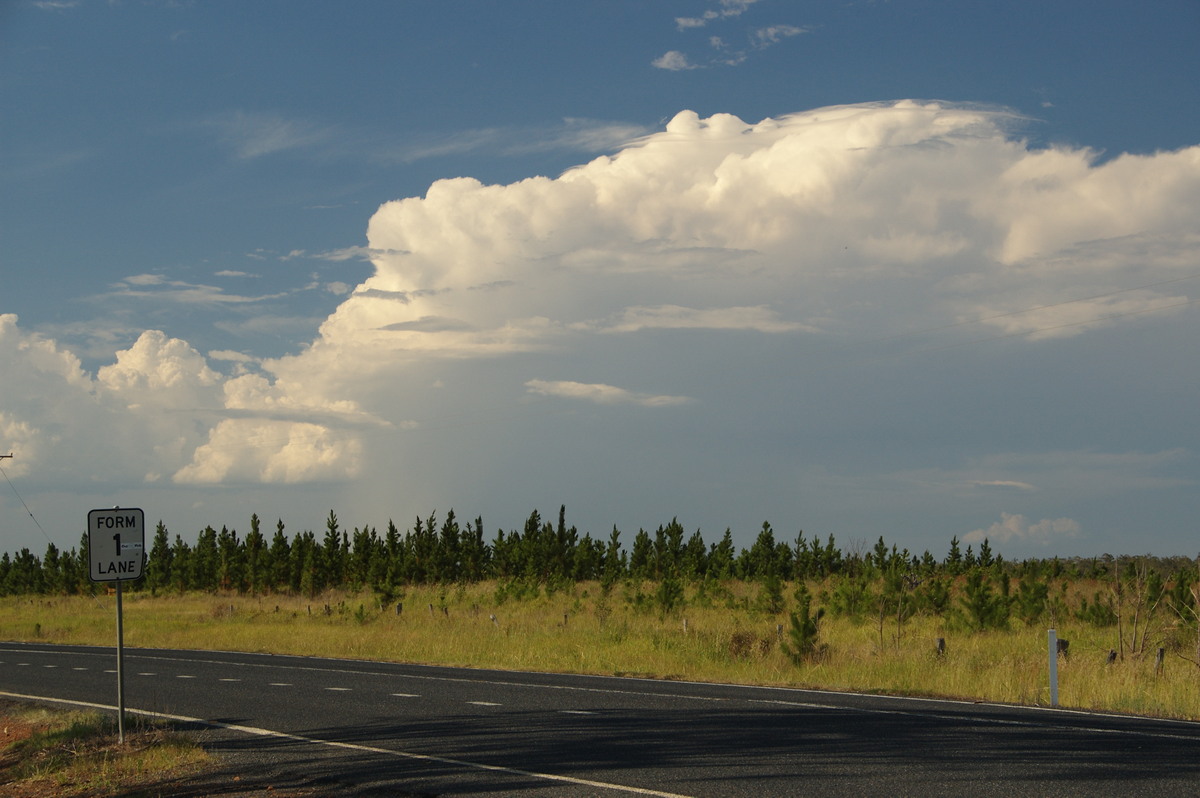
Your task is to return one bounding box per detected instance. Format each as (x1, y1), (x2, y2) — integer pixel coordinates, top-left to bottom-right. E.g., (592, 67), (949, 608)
(2, 505), (1197, 641)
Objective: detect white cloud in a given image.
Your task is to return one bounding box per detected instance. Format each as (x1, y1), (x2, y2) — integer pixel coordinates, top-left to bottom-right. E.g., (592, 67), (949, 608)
(676, 15), (715, 30)
(97, 330), (222, 408)
(388, 119), (652, 163)
(668, 1), (802, 67)
(206, 110), (332, 159)
(652, 51), (699, 71)
(582, 304), (813, 334)
(676, 0), (761, 29)
(123, 273), (167, 286)
(971, 480), (1038, 491)
(208, 350), (256, 364)
(525, 380), (692, 408)
(107, 275), (291, 306)
(753, 25), (808, 47)
(964, 513), (1082, 546)
(173, 420), (363, 484)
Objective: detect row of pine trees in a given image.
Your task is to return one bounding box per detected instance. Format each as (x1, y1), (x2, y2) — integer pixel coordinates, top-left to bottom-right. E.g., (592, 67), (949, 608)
(2, 506), (1008, 597)
(2, 507), (1197, 633)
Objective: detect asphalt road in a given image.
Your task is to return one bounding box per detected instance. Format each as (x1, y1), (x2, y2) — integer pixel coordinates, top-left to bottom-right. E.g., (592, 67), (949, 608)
(3, 641), (1200, 796)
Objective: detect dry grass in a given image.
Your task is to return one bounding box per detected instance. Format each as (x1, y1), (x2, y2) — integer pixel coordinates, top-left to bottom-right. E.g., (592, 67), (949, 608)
(0, 700), (208, 797)
(5, 580), (1200, 720)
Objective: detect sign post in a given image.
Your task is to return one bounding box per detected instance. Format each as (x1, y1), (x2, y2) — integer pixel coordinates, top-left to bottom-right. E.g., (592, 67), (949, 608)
(87, 507), (145, 744)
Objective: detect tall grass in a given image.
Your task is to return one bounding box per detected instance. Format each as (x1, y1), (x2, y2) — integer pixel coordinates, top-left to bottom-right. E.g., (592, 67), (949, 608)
(5, 579), (1199, 720)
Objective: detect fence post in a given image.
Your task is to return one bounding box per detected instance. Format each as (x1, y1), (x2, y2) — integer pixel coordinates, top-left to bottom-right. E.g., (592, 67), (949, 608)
(1048, 628), (1059, 707)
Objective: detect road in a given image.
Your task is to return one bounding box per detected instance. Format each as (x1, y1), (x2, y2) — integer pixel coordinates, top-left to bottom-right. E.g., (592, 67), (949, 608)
(2, 642), (1199, 796)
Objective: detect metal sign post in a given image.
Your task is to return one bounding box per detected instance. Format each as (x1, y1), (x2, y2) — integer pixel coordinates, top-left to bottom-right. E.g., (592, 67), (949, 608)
(87, 507), (145, 744)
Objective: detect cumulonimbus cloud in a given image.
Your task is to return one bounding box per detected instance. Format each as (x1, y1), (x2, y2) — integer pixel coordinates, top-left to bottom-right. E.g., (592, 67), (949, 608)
(3, 101), (1199, 494)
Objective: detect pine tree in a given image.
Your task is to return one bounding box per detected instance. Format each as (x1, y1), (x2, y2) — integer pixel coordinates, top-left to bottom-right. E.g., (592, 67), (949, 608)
(707, 529), (736, 580)
(192, 526), (218, 592)
(216, 525), (244, 592)
(629, 529), (653, 580)
(681, 528), (708, 581)
(461, 516), (488, 581)
(321, 511), (344, 589)
(945, 536), (963, 575)
(268, 519), (291, 592)
(781, 584), (825, 664)
(436, 510), (461, 582)
(145, 521), (172, 595)
(244, 514), (267, 595)
(42, 542), (62, 595)
(170, 534), (191, 593)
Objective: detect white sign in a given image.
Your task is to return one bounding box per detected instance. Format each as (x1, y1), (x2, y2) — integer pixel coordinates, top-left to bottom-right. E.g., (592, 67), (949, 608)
(87, 508), (145, 582)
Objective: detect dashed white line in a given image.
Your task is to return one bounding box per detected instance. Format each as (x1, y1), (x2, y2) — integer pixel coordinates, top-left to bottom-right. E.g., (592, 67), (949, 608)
(176, 675), (197, 679)
(324, 687), (352, 692)
(219, 678), (241, 682)
(269, 682), (292, 687)
(391, 693), (420, 698)
(72, 667), (88, 671)
(138, 672), (156, 676)
(467, 701), (501, 707)
(560, 710), (596, 715)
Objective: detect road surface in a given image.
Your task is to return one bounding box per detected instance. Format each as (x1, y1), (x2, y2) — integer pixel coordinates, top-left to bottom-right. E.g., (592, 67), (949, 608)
(3, 642), (1199, 796)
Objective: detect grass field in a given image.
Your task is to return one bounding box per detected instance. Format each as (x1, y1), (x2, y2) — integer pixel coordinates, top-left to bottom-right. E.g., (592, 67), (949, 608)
(3, 579), (1198, 721)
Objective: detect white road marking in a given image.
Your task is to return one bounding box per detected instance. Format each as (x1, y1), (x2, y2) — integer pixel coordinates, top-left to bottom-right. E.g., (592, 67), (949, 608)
(219, 678), (241, 682)
(138, 672), (156, 676)
(467, 701), (501, 707)
(72, 667), (88, 671)
(0, 690), (695, 798)
(42, 665), (57, 669)
(324, 687), (351, 692)
(268, 682), (291, 687)
(391, 693), (420, 698)
(560, 710), (596, 715)
(176, 675), (196, 679)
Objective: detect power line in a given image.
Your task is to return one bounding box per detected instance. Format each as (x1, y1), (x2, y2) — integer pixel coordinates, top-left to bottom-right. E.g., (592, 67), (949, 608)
(0, 455), (56, 549)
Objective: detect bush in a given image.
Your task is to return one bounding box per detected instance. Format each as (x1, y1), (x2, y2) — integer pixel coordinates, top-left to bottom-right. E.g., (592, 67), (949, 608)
(781, 585), (825, 664)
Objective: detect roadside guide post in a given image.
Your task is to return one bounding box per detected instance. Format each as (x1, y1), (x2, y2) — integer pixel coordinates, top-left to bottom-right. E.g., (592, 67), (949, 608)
(87, 507), (145, 743)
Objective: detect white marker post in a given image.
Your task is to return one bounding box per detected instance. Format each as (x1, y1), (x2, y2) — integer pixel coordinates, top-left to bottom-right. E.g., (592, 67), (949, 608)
(87, 507), (145, 743)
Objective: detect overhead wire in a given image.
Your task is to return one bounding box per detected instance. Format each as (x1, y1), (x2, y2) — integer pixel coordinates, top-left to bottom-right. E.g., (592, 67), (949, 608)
(0, 459), (54, 549)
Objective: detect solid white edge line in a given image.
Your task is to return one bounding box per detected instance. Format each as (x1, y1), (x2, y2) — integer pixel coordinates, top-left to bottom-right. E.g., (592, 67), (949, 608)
(0, 689), (694, 798)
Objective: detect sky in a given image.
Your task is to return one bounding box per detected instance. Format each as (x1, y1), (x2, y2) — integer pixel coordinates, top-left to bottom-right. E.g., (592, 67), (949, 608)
(2, 0), (1199, 562)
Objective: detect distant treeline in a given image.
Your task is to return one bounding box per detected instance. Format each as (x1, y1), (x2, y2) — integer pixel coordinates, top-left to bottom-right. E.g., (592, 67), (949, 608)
(2, 507), (1197, 613)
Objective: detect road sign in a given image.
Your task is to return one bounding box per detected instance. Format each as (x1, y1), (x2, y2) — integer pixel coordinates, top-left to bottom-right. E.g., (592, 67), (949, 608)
(87, 507), (145, 582)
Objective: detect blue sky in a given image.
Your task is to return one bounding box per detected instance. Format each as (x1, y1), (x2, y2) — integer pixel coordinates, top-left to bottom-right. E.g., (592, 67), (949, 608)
(2, 0), (1199, 560)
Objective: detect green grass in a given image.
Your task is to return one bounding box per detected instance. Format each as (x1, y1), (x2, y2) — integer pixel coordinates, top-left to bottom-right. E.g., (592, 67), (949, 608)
(6, 580), (1200, 721)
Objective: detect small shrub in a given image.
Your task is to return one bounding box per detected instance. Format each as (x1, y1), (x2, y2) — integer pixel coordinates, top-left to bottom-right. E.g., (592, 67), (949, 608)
(781, 585), (825, 664)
